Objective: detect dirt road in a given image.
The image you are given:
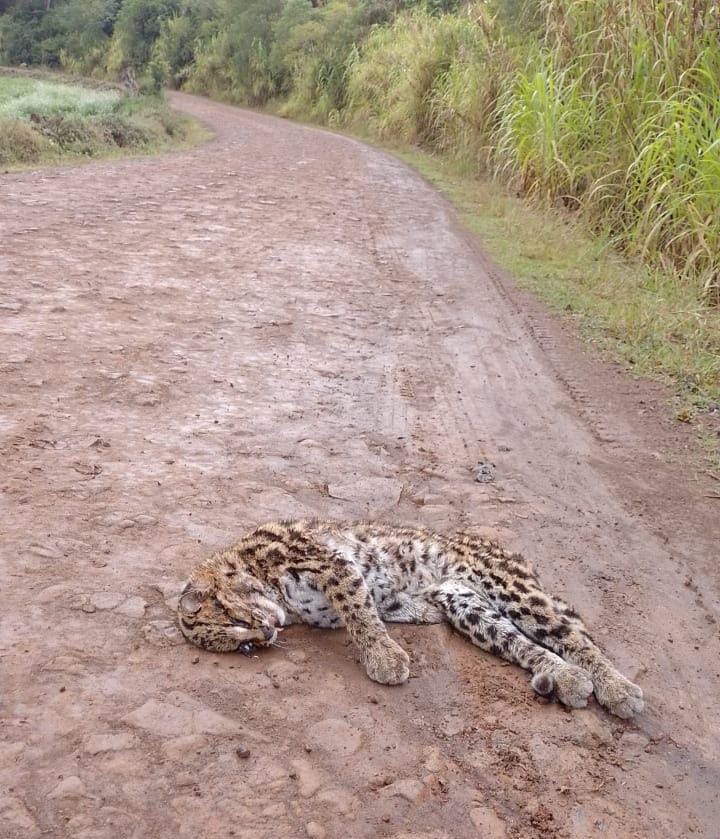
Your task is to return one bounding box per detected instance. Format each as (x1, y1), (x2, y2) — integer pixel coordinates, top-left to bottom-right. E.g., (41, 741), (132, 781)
(2, 92), (719, 838)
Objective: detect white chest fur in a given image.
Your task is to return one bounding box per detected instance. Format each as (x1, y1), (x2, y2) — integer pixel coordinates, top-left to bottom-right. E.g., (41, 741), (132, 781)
(278, 572), (343, 628)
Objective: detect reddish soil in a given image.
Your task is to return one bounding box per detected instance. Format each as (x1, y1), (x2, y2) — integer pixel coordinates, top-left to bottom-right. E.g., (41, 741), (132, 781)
(1, 92), (719, 839)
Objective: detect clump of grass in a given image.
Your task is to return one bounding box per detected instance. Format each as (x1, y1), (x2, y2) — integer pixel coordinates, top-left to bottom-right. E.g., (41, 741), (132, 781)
(345, 10), (490, 146)
(492, 0), (720, 303)
(0, 71), (193, 168)
(0, 115), (52, 165)
(0, 78), (122, 119)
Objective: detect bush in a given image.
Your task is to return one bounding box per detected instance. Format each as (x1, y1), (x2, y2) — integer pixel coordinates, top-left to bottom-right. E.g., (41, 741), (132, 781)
(0, 115), (50, 164)
(96, 112), (148, 147)
(29, 111), (100, 147)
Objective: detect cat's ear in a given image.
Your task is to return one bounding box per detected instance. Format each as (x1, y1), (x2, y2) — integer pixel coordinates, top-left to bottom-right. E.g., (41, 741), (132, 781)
(178, 585), (204, 615)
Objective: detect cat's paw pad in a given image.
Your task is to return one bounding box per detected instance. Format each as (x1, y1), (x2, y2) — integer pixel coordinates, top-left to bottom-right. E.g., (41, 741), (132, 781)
(551, 664), (594, 709)
(364, 637), (410, 686)
(594, 673), (644, 718)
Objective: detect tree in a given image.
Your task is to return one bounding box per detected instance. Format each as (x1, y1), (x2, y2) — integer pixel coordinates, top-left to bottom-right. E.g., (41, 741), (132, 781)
(109, 0), (179, 71)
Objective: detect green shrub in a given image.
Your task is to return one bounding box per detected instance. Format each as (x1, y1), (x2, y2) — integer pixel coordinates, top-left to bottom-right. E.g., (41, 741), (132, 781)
(96, 113), (149, 147)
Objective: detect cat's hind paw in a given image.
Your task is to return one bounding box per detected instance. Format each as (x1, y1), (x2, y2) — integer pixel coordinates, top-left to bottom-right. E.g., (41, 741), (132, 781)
(594, 672), (644, 719)
(533, 664), (594, 709)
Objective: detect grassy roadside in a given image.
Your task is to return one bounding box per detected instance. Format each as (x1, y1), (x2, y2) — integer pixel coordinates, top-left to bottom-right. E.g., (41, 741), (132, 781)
(383, 147), (720, 423)
(0, 70), (206, 170)
(386, 146), (719, 468)
(276, 86), (720, 461)
(272, 95), (720, 447)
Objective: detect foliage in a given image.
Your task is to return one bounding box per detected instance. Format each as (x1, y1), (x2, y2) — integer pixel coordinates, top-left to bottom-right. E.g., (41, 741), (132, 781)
(0, 76), (121, 118)
(106, 0), (179, 78)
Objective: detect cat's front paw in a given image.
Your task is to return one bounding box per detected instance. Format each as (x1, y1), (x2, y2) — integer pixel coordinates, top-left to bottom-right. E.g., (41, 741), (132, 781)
(363, 636), (410, 686)
(594, 672), (644, 719)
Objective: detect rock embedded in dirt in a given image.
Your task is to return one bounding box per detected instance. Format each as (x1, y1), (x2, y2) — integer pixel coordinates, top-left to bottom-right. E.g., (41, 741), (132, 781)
(122, 694), (241, 737)
(380, 778), (425, 804)
(290, 759), (323, 797)
(48, 776), (86, 799)
(114, 596), (147, 618)
(84, 733), (135, 755)
(36, 583), (74, 604)
(306, 718), (362, 756)
(305, 822), (326, 839)
(89, 591), (126, 610)
(470, 807), (507, 837)
(422, 747), (446, 773)
(142, 620), (184, 647)
(151, 580), (185, 611)
(98, 513), (135, 530)
(26, 543), (62, 559)
(475, 460), (496, 483)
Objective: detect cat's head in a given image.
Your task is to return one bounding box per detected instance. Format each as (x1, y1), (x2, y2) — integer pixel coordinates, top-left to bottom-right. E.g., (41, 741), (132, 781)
(177, 565), (285, 653)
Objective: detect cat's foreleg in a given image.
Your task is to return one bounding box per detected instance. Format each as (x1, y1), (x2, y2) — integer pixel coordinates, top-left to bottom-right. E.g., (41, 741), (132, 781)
(314, 557), (410, 686)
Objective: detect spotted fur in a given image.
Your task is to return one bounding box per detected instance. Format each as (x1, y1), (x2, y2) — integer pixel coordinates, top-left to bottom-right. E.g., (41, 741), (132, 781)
(178, 520), (643, 718)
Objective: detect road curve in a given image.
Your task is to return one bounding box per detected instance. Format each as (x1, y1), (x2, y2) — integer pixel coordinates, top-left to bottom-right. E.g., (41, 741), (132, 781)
(1, 91), (718, 838)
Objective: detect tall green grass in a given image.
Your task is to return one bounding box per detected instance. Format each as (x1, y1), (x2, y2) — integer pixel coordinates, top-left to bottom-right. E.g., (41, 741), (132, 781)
(334, 1), (720, 308)
(334, 1), (720, 407)
(500, 0), (720, 302)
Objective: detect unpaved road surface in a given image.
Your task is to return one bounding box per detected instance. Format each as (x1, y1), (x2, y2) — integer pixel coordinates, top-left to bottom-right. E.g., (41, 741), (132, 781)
(2, 92), (719, 839)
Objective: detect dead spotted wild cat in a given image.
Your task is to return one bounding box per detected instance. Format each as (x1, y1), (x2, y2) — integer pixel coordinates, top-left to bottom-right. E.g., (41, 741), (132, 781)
(177, 519), (643, 718)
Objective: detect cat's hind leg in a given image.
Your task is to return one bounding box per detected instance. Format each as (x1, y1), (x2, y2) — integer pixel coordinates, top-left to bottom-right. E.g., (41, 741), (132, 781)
(379, 592), (445, 624)
(496, 581), (643, 718)
(429, 582), (594, 709)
